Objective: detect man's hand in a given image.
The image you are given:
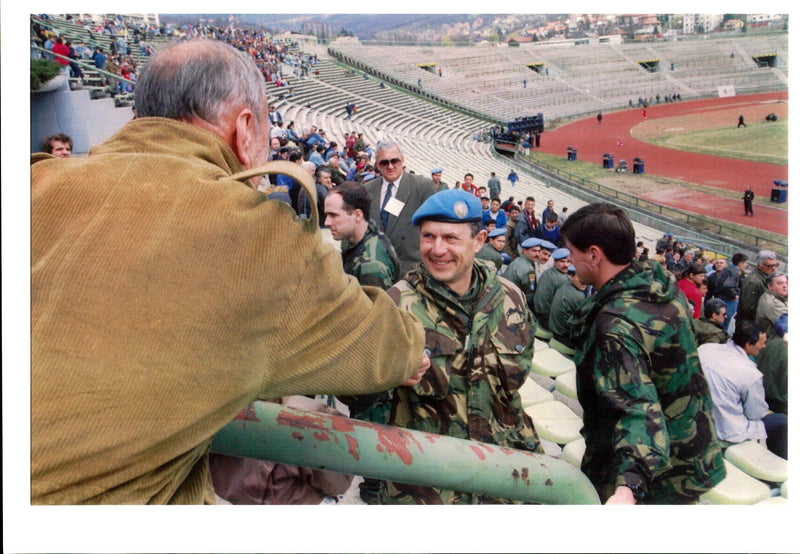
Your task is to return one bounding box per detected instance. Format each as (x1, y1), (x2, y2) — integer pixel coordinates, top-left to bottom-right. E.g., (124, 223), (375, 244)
(605, 486), (637, 505)
(401, 353), (431, 387)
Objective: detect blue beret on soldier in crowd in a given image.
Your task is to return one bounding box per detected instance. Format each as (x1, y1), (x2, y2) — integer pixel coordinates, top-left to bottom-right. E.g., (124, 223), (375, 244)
(488, 227), (507, 238)
(521, 237), (542, 249)
(412, 189), (482, 225)
(431, 168), (443, 175)
(552, 248), (570, 260)
(567, 264), (576, 274)
(540, 240), (557, 252)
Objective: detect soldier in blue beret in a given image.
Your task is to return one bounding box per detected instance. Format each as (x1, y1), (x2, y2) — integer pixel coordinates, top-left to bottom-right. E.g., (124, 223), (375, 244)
(537, 240), (557, 278)
(476, 227), (508, 271)
(430, 168), (448, 192)
(376, 188), (543, 504)
(532, 247), (572, 330)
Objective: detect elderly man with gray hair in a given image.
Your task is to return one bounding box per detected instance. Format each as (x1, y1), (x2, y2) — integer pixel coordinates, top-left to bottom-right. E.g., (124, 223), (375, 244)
(30, 39), (429, 504)
(737, 249), (780, 323)
(363, 139), (437, 275)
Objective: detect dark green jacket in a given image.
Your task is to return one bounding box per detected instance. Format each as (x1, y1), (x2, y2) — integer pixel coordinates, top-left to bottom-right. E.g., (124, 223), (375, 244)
(693, 318), (728, 346)
(571, 260), (725, 503)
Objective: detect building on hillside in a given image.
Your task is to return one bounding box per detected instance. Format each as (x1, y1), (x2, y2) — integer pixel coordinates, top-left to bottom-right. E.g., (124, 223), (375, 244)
(683, 14), (723, 34)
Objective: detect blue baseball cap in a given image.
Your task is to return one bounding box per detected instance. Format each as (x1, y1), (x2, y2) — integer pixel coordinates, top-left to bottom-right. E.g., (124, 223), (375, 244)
(412, 189), (482, 225)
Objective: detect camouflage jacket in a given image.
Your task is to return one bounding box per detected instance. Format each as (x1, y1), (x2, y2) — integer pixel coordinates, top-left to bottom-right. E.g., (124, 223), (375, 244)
(381, 262), (542, 504)
(532, 266), (570, 329)
(503, 255), (537, 310)
(340, 220), (401, 290)
(570, 260), (725, 504)
(548, 281), (586, 348)
(476, 243), (503, 272)
(693, 317), (728, 346)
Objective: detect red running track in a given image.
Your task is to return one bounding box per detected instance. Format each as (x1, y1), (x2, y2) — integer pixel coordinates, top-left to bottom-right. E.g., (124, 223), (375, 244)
(537, 92), (788, 236)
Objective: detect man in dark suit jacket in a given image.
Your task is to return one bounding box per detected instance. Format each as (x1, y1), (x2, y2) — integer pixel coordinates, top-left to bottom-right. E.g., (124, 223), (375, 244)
(364, 140), (436, 276)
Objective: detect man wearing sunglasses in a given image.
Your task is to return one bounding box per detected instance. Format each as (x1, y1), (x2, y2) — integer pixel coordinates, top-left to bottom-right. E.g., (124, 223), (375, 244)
(364, 140), (436, 276)
(737, 250), (779, 323)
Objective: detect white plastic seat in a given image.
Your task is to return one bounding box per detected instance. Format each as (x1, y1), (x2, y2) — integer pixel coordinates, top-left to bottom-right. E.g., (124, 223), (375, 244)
(554, 370), (577, 399)
(533, 338), (549, 352)
(531, 348), (576, 378)
(724, 440), (788, 483)
(525, 400), (583, 445)
(699, 460), (771, 505)
(560, 438), (585, 468)
(518, 377), (554, 407)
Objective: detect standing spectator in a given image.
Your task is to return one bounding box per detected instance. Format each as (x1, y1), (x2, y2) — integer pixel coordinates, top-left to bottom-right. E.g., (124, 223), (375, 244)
(460, 173), (478, 196)
(712, 252), (748, 330)
(737, 114), (747, 128)
(507, 169), (519, 187)
(742, 186), (755, 217)
(561, 203), (725, 504)
(363, 140), (436, 276)
(482, 198), (507, 229)
(51, 36), (71, 67)
(514, 196), (539, 249)
(487, 172), (501, 200)
(738, 250), (779, 322)
(430, 168), (448, 192)
(677, 264), (706, 319)
(30, 39), (428, 504)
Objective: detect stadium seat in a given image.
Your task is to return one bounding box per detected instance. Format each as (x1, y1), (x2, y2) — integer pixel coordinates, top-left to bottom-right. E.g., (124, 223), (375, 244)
(554, 370), (577, 400)
(699, 460), (771, 505)
(560, 438), (585, 468)
(723, 440), (788, 483)
(530, 348), (576, 377)
(755, 496), (788, 505)
(780, 481), (788, 499)
(524, 400), (583, 445)
(518, 377), (554, 407)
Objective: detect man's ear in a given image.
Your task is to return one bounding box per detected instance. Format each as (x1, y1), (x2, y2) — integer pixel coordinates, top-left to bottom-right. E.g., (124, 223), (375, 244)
(474, 229), (488, 252)
(232, 107), (258, 169)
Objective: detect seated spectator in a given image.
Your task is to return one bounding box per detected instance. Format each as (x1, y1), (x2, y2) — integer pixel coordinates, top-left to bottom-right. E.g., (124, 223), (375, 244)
(755, 315), (788, 416)
(698, 321), (787, 459)
(677, 263), (706, 319)
(42, 133), (73, 158)
(694, 298), (729, 346)
(756, 272), (788, 340)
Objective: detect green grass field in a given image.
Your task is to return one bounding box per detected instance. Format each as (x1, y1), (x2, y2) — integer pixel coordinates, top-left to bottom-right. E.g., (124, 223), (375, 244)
(637, 120), (788, 165)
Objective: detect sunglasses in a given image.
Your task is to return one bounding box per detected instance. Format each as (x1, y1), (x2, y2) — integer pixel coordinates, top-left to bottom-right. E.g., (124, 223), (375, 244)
(377, 158), (402, 168)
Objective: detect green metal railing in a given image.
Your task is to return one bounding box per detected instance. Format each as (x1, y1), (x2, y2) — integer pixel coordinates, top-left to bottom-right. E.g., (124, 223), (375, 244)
(211, 401), (600, 504)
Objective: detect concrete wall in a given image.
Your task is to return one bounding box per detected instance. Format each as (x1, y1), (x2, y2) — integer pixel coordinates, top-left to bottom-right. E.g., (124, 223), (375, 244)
(30, 70), (133, 155)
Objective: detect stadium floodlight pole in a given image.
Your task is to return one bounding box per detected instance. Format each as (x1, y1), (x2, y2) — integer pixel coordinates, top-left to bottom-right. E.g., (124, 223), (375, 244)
(211, 400), (600, 505)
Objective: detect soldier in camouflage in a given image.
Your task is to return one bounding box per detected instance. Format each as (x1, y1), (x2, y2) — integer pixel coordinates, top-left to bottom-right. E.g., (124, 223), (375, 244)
(532, 247), (571, 329)
(475, 227), (507, 271)
(693, 298), (729, 346)
(562, 203), (725, 504)
(548, 265), (588, 350)
(324, 181), (401, 290)
(503, 237), (542, 311)
(379, 189), (542, 504)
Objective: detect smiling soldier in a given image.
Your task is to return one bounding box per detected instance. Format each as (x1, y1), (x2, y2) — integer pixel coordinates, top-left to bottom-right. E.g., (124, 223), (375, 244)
(377, 189), (542, 505)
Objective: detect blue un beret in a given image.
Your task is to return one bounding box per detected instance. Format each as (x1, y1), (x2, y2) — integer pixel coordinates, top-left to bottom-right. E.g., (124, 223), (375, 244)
(521, 238), (542, 249)
(552, 248), (570, 260)
(412, 189), (482, 225)
(540, 240), (557, 252)
(431, 168), (443, 174)
(488, 227), (507, 238)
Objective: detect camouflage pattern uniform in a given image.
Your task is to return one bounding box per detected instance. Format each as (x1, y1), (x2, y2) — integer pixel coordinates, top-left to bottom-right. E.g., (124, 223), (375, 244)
(379, 262), (542, 504)
(532, 266), (570, 331)
(503, 255), (537, 310)
(737, 268), (769, 322)
(548, 281), (586, 349)
(340, 220), (401, 290)
(570, 260), (725, 504)
(504, 217), (519, 259)
(693, 318), (728, 346)
(476, 243), (503, 271)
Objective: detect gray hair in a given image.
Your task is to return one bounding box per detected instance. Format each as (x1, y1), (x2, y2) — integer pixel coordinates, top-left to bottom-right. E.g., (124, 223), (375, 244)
(376, 140), (403, 157)
(703, 298), (726, 319)
(135, 39), (266, 128)
(756, 250), (778, 265)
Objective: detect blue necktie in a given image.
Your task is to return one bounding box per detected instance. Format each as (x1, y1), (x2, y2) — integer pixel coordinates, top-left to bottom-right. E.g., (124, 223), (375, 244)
(381, 182), (394, 230)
